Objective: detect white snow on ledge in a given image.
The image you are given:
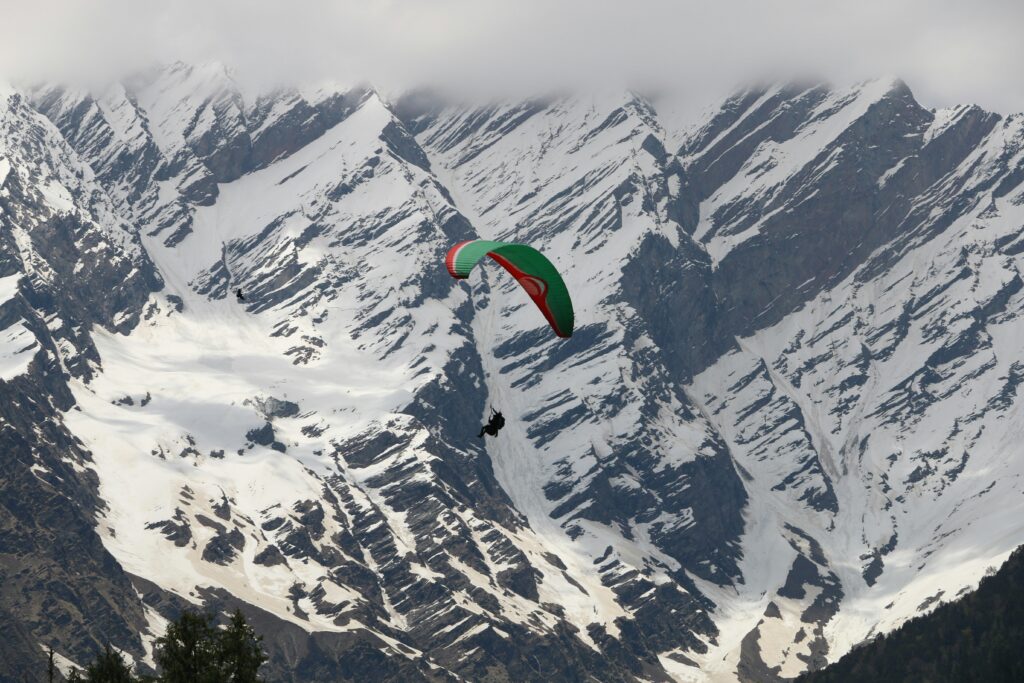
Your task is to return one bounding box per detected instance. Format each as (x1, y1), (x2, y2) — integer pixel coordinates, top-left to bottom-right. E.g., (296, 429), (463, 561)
(0, 272), (21, 303)
(0, 321), (37, 381)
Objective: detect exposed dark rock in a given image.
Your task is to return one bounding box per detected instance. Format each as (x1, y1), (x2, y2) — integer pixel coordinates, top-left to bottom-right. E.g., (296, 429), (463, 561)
(202, 528), (246, 565)
(737, 623), (783, 683)
(254, 545), (288, 568)
(145, 509), (193, 547)
(253, 396), (301, 419)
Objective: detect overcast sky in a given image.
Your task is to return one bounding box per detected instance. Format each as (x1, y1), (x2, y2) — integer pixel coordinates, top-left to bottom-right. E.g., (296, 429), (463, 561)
(1, 0), (1022, 112)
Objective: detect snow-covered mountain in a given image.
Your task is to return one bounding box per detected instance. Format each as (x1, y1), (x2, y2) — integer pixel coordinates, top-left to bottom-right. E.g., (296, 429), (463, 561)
(2, 65), (1024, 682)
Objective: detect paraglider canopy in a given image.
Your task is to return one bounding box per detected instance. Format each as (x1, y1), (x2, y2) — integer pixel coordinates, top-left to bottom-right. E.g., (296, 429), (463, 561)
(445, 239), (574, 338)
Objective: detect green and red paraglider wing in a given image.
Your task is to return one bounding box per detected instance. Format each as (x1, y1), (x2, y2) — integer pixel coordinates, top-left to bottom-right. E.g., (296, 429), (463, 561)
(445, 239), (574, 338)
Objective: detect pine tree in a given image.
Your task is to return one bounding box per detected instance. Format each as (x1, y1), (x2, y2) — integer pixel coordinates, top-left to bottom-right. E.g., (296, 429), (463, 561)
(79, 644), (136, 683)
(154, 612), (221, 683)
(62, 609), (268, 682)
(217, 610), (267, 682)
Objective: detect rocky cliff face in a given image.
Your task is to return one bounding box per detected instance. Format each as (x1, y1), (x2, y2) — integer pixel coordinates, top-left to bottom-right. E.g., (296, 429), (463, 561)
(0, 84), (160, 678)
(2, 68), (1024, 682)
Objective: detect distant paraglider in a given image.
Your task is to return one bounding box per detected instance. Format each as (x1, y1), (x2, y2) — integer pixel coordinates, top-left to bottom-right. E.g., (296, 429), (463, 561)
(236, 289), (245, 302)
(444, 239), (574, 338)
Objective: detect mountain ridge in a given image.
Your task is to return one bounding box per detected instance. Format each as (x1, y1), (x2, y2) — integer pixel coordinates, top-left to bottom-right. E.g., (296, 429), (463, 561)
(1, 67), (1023, 681)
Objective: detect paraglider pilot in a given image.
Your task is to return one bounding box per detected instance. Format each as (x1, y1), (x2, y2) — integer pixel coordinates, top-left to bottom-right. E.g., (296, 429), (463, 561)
(478, 407), (505, 438)
(236, 288), (245, 302)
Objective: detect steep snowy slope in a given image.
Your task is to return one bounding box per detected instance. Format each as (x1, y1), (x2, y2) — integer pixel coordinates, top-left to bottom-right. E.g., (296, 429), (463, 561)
(404, 93), (747, 670)
(402, 81), (1024, 680)
(0, 83), (161, 678)
(31, 68), (684, 681)
(6, 68), (1024, 683)
(687, 104), (1024, 678)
